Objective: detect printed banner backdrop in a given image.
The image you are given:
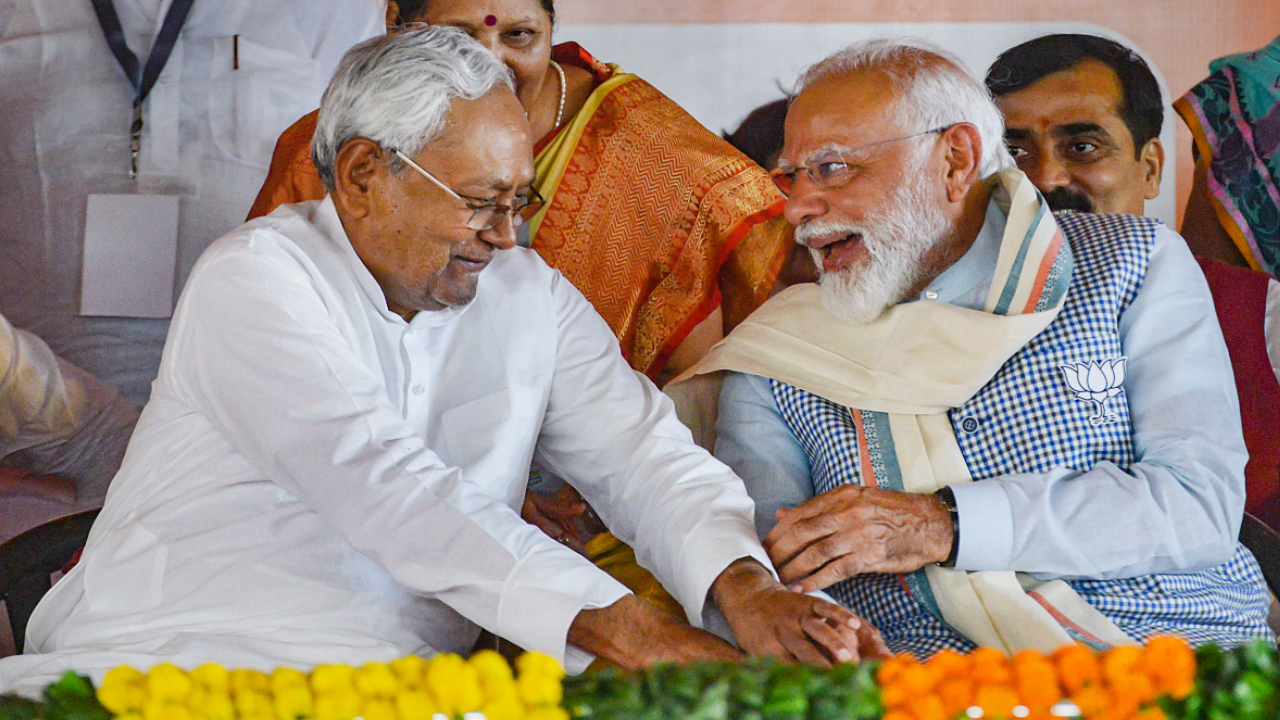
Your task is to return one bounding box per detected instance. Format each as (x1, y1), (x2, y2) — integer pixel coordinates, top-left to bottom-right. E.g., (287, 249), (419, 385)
(560, 22), (1178, 226)
(555, 0), (1280, 229)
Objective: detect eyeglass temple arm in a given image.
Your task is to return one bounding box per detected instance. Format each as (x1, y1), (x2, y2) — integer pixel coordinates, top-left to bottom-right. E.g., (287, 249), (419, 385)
(391, 148), (464, 201)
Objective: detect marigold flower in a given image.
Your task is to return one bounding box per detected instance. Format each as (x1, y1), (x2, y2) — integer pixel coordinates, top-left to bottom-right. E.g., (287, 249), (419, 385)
(355, 663), (399, 698)
(147, 664), (193, 701)
(1070, 684), (1113, 717)
(314, 690), (361, 720)
(236, 690), (274, 717)
(879, 712), (913, 720)
(895, 663), (937, 695)
(1139, 636), (1196, 700)
(190, 665), (230, 695)
(271, 668), (309, 694)
(229, 669), (270, 696)
(515, 652), (565, 681)
(876, 654), (918, 687)
(189, 689), (234, 720)
(1110, 670), (1155, 706)
(926, 649), (969, 679)
(394, 689), (439, 720)
(482, 695), (528, 720)
(1102, 646), (1142, 686)
(974, 683), (1019, 717)
(935, 677), (975, 716)
(1053, 644), (1101, 693)
(969, 648), (1013, 686)
(879, 684), (909, 710)
(390, 656), (427, 690)
(905, 694), (948, 720)
(310, 665), (355, 695)
(426, 654), (483, 715)
(1012, 650), (1061, 709)
(143, 700), (192, 720)
(359, 698), (398, 720)
(273, 685), (315, 720)
(98, 667), (149, 714)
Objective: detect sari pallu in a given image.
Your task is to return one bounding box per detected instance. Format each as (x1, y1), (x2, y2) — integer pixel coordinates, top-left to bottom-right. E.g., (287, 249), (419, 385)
(534, 44), (790, 382)
(1174, 36), (1280, 278)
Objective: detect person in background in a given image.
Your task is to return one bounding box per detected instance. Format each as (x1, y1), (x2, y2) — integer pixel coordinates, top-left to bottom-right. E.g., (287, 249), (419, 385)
(692, 38), (1272, 658)
(1173, 35), (1280, 529)
(0, 28), (887, 692)
(0, 0), (385, 410)
(985, 33), (1164, 216)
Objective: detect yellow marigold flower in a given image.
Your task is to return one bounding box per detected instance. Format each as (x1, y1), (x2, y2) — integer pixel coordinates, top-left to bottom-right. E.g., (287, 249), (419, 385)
(390, 656), (427, 690)
(98, 667), (148, 714)
(230, 669), (270, 696)
(310, 665), (356, 695)
(360, 698), (398, 720)
(394, 690), (439, 720)
(426, 654), (483, 716)
(241, 713), (276, 720)
(274, 685), (315, 720)
(481, 695), (526, 720)
(115, 713), (145, 720)
(517, 673), (563, 708)
(189, 665), (229, 695)
(355, 662), (399, 698)
(147, 664), (193, 702)
(314, 690), (362, 720)
(524, 708), (569, 720)
(515, 653), (564, 681)
(143, 701), (192, 720)
(189, 689), (234, 720)
(234, 690), (273, 718)
(271, 668), (309, 695)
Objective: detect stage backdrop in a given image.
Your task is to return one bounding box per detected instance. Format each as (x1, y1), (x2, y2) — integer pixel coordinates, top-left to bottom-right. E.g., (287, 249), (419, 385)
(555, 0), (1280, 229)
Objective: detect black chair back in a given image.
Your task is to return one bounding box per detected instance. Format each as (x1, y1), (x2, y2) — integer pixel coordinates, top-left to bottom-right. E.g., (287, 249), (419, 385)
(0, 509), (100, 655)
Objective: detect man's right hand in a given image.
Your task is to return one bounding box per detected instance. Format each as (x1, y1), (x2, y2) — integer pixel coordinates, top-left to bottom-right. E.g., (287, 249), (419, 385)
(568, 594), (744, 670)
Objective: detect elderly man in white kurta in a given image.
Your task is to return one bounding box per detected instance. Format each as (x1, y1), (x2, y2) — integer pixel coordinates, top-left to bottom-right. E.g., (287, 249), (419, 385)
(0, 28), (887, 693)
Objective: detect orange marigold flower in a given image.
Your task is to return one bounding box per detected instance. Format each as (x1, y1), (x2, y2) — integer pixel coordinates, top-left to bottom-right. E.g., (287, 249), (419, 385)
(1137, 707), (1169, 720)
(880, 684), (909, 709)
(877, 654), (919, 687)
(905, 694), (948, 720)
(935, 677), (975, 716)
(926, 649), (969, 680)
(1054, 644), (1101, 693)
(896, 664), (937, 695)
(1070, 684), (1113, 717)
(974, 683), (1019, 717)
(880, 711), (914, 720)
(1013, 651), (1062, 710)
(1102, 646), (1143, 685)
(968, 648), (1012, 686)
(1110, 670), (1156, 706)
(1139, 636), (1196, 700)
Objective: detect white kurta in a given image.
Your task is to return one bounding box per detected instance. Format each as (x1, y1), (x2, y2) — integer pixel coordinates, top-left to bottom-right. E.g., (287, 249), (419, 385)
(0, 0), (384, 407)
(0, 198), (768, 694)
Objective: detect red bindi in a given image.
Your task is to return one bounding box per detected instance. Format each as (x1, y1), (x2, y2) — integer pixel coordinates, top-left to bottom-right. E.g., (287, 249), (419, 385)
(484, 14), (498, 26)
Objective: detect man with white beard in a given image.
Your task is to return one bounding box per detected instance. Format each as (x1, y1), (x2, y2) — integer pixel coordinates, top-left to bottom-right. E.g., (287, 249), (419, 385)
(676, 39), (1274, 658)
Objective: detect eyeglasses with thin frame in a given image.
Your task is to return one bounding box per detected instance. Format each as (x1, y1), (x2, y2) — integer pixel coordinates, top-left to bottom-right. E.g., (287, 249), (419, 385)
(390, 148), (545, 231)
(770, 125), (953, 197)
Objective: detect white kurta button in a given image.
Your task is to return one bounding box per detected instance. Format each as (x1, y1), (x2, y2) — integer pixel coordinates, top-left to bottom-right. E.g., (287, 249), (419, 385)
(925, 290), (939, 300)
(412, 384), (425, 396)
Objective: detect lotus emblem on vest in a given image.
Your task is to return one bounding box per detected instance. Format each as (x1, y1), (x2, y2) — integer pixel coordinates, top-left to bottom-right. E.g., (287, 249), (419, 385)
(1060, 357), (1127, 426)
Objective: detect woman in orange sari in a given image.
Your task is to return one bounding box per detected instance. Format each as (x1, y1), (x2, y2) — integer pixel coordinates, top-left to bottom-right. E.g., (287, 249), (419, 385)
(249, 0), (790, 384)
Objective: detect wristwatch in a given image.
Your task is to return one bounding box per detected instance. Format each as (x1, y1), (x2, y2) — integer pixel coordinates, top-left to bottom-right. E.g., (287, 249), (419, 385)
(934, 486), (961, 568)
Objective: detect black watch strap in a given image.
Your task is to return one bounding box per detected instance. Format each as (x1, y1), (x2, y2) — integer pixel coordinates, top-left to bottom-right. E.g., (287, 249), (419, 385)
(934, 486), (960, 568)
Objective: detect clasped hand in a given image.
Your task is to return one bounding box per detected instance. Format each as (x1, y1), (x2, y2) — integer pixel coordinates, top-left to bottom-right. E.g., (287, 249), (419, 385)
(764, 485), (954, 593)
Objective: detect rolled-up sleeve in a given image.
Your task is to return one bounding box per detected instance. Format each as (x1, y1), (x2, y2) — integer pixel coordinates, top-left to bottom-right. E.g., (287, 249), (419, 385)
(531, 273), (773, 629)
(950, 225), (1248, 579)
(165, 246), (630, 672)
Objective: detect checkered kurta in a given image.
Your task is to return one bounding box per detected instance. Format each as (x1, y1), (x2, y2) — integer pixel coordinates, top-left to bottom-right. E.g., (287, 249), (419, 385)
(772, 212), (1273, 659)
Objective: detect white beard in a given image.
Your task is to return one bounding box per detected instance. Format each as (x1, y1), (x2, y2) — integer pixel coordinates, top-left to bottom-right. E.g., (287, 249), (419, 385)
(797, 168), (952, 324)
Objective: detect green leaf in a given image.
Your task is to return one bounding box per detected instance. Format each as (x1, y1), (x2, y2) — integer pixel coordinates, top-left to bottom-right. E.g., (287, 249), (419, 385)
(0, 694), (42, 720)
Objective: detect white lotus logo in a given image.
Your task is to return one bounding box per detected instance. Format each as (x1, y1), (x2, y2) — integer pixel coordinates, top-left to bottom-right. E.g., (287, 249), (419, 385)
(1061, 358), (1127, 426)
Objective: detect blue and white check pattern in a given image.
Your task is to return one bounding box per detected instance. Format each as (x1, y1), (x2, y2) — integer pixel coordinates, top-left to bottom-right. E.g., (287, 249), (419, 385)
(772, 212), (1273, 659)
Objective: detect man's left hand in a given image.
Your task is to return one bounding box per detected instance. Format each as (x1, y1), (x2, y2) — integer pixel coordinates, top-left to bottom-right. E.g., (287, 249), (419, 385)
(711, 558), (890, 666)
(765, 486), (954, 592)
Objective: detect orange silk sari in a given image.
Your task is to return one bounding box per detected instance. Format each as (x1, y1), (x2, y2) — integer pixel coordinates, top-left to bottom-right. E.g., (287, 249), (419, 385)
(247, 44), (790, 383)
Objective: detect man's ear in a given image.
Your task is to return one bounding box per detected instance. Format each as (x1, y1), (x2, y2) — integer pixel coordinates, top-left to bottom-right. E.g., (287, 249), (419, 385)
(941, 122), (983, 203)
(385, 1), (401, 29)
(1139, 137), (1164, 201)
(332, 138), (385, 220)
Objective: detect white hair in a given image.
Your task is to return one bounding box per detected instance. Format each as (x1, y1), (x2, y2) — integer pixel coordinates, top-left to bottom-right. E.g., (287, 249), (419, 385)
(795, 38), (1015, 178)
(312, 26), (514, 192)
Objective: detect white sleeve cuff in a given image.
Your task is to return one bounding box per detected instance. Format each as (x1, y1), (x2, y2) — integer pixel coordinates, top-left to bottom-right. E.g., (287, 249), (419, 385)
(949, 481), (1014, 571)
(495, 551), (631, 674)
(671, 517), (775, 627)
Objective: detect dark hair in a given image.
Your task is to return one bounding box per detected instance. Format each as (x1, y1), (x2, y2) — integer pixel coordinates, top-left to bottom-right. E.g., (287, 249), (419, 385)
(398, 0), (556, 23)
(723, 98), (789, 169)
(985, 34), (1163, 158)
